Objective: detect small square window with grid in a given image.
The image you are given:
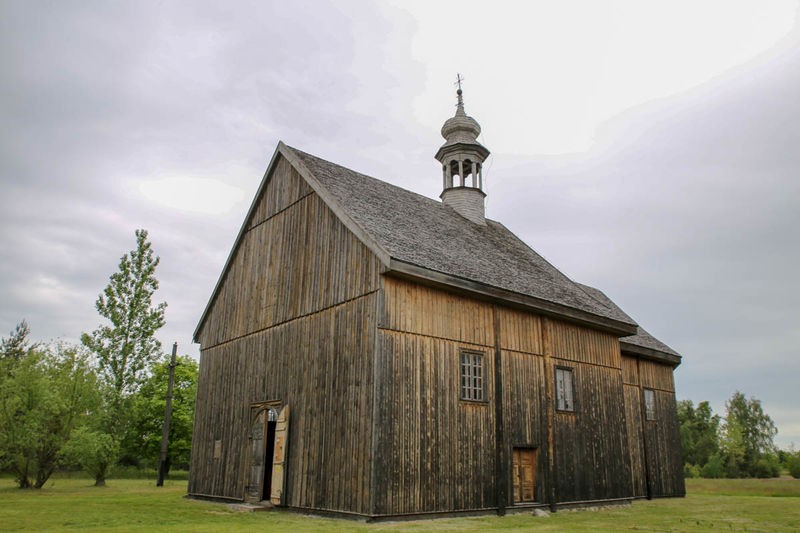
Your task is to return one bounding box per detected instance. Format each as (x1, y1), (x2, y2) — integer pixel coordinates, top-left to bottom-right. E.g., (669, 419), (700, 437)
(460, 351), (484, 401)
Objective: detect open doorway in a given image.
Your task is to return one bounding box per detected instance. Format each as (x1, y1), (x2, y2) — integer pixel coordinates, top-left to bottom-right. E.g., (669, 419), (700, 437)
(246, 402), (281, 503)
(262, 408), (277, 499)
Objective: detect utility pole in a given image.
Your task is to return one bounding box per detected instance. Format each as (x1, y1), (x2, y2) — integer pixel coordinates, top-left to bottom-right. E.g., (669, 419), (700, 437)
(157, 342), (178, 487)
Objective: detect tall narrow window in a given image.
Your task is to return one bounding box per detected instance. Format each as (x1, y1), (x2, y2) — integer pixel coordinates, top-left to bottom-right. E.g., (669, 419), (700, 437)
(644, 389), (656, 420)
(460, 350), (485, 401)
(555, 367), (574, 412)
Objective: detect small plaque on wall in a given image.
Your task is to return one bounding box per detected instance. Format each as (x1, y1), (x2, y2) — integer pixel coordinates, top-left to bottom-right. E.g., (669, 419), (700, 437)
(213, 440), (222, 459)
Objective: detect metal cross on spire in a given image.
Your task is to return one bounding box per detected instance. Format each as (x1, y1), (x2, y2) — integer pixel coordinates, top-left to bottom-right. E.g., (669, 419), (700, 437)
(455, 73), (464, 92)
(454, 73), (465, 113)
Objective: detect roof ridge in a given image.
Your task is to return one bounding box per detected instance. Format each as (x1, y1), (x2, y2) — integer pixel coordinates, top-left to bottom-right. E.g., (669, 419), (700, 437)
(283, 144), (507, 225)
(274, 144), (637, 332)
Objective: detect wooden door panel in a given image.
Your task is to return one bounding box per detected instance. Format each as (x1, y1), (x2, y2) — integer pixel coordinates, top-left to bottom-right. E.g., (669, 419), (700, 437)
(512, 448), (537, 503)
(246, 410), (267, 501)
(270, 405), (290, 505)
(512, 449), (521, 502)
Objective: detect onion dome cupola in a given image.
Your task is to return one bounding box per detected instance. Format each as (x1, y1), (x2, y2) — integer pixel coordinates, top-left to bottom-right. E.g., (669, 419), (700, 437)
(435, 78), (490, 225)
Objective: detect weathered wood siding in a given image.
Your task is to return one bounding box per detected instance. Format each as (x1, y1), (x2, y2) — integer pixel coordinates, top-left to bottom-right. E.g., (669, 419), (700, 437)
(374, 277), (635, 514)
(500, 310), (631, 504)
(545, 318), (632, 503)
(196, 157), (381, 348)
(623, 384), (647, 496)
(381, 277), (495, 347)
(645, 389), (684, 497)
(547, 319), (621, 368)
(639, 359), (676, 393)
(500, 342), (547, 501)
(190, 155), (382, 514)
(374, 277), (497, 514)
(621, 354), (685, 498)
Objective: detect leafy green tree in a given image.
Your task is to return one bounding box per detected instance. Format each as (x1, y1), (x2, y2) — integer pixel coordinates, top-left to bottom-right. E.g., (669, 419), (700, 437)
(678, 399), (720, 468)
(719, 414), (747, 477)
(1, 320), (36, 377)
(0, 344), (100, 488)
(81, 229), (166, 438)
(82, 229), (167, 397)
(124, 355), (198, 474)
(716, 391), (777, 477)
(61, 427), (120, 486)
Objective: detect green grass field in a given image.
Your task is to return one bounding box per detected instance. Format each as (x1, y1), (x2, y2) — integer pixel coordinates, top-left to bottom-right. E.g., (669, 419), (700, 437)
(0, 477), (798, 532)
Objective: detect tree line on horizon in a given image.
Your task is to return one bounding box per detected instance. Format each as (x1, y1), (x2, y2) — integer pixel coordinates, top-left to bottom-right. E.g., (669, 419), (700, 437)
(679, 394), (800, 479)
(0, 229), (197, 488)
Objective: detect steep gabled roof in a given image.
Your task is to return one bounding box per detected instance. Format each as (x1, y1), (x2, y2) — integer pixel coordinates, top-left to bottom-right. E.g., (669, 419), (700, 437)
(284, 145), (636, 333)
(576, 283), (681, 366)
(195, 142), (639, 341)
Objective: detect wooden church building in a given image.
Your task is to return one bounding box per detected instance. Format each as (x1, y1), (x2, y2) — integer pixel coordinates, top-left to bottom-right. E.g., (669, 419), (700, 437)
(188, 87), (685, 519)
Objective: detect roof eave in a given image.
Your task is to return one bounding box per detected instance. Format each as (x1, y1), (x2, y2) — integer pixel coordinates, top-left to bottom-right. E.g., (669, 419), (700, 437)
(620, 341), (682, 367)
(388, 259), (638, 337)
(434, 142), (490, 162)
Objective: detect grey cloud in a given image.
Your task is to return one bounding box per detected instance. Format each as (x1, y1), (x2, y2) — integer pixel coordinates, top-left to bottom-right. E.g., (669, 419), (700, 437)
(1, 1), (796, 445)
(488, 35), (800, 444)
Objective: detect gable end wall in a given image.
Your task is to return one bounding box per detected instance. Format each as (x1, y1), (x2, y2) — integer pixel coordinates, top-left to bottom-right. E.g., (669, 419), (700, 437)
(189, 155), (382, 514)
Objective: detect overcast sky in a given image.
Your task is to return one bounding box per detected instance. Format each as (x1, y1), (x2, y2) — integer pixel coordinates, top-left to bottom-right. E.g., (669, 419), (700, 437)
(1, 1), (798, 446)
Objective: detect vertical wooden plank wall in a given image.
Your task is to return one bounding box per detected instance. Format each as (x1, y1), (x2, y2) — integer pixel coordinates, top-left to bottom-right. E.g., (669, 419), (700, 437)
(621, 356), (647, 497)
(497, 308), (548, 503)
(190, 155), (381, 515)
(374, 277), (497, 515)
(498, 309), (632, 504)
(376, 278), (636, 515)
(196, 157), (381, 347)
(542, 319), (633, 503)
(621, 355), (685, 498)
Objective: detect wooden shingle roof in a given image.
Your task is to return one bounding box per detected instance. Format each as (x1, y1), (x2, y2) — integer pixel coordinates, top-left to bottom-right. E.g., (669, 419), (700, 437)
(282, 144), (638, 335)
(195, 142), (654, 340)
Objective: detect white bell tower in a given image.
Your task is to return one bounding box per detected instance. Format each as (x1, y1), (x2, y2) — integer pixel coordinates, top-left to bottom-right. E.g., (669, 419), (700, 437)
(435, 75), (490, 225)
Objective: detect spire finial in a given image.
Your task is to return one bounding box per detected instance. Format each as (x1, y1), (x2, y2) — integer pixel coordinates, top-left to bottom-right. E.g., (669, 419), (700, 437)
(455, 73), (465, 114)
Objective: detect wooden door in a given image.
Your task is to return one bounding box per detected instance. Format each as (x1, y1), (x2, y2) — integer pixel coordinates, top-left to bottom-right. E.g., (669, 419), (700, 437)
(246, 410), (268, 501)
(512, 448), (537, 503)
(270, 405), (290, 505)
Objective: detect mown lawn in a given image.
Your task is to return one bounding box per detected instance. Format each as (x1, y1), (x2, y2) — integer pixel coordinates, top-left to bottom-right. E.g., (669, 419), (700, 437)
(0, 477), (798, 532)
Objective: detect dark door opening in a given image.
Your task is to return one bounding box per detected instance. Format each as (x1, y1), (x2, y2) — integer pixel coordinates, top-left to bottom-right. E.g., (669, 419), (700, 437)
(262, 419), (277, 499)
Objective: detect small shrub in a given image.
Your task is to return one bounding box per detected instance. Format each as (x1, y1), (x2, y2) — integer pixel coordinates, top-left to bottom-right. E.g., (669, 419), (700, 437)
(767, 453), (781, 477)
(701, 454), (724, 478)
(684, 463), (700, 478)
(788, 452), (800, 479)
(754, 454), (781, 478)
